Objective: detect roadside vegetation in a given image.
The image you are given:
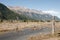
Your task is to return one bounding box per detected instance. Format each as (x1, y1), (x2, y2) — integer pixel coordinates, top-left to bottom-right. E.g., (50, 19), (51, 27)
(28, 32), (60, 40)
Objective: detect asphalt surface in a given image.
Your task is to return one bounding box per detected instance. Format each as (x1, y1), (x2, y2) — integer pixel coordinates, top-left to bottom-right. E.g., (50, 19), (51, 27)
(0, 27), (52, 40)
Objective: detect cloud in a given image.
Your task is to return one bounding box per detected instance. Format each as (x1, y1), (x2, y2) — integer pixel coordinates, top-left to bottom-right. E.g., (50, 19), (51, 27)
(43, 10), (59, 15)
(42, 10), (60, 18)
(43, 10), (58, 14)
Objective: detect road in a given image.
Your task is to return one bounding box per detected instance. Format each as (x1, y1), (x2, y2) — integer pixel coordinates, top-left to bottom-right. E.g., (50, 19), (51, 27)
(0, 27), (52, 40)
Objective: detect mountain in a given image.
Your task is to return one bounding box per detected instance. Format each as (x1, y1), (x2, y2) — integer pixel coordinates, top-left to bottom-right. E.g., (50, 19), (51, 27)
(0, 3), (60, 22)
(0, 3), (34, 22)
(8, 6), (60, 21)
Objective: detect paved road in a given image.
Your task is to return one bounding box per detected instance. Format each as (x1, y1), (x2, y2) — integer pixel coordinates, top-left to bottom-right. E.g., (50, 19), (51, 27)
(0, 27), (52, 40)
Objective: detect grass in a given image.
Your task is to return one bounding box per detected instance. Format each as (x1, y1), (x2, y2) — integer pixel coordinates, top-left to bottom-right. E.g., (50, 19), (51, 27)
(0, 21), (47, 31)
(27, 31), (60, 40)
(0, 21), (60, 40)
(28, 33), (53, 40)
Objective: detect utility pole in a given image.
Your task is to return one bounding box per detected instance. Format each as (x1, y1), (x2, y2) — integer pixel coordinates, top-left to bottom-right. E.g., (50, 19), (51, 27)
(52, 16), (55, 36)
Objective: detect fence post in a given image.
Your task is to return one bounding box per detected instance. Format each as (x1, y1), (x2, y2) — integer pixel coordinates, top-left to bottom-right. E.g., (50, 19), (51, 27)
(52, 16), (55, 36)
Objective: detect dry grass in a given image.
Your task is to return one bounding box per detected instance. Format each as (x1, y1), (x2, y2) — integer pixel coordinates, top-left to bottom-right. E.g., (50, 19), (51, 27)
(27, 33), (53, 40)
(0, 21), (60, 40)
(27, 33), (60, 40)
(27, 30), (60, 40)
(0, 21), (59, 32)
(0, 21), (51, 32)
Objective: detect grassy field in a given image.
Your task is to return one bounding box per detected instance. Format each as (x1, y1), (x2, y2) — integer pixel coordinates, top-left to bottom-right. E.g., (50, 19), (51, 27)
(0, 21), (52, 32)
(0, 21), (60, 40)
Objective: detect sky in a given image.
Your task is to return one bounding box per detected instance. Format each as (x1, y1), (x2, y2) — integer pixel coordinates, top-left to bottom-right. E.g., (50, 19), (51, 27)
(0, 0), (60, 17)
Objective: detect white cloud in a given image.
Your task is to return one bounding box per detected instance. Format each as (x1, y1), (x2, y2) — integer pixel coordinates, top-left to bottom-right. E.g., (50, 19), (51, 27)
(43, 10), (58, 14)
(42, 10), (60, 18)
(43, 10), (60, 18)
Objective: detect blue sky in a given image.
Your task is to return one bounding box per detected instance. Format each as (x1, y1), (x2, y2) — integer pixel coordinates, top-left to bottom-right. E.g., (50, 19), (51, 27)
(0, 0), (60, 17)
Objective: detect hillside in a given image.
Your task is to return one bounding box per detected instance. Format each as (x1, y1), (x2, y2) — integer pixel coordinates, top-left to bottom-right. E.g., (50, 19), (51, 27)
(0, 3), (34, 22)
(0, 3), (60, 22)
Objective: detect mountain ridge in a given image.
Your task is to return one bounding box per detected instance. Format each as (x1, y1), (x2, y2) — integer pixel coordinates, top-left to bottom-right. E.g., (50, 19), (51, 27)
(0, 3), (60, 22)
(8, 6), (60, 21)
